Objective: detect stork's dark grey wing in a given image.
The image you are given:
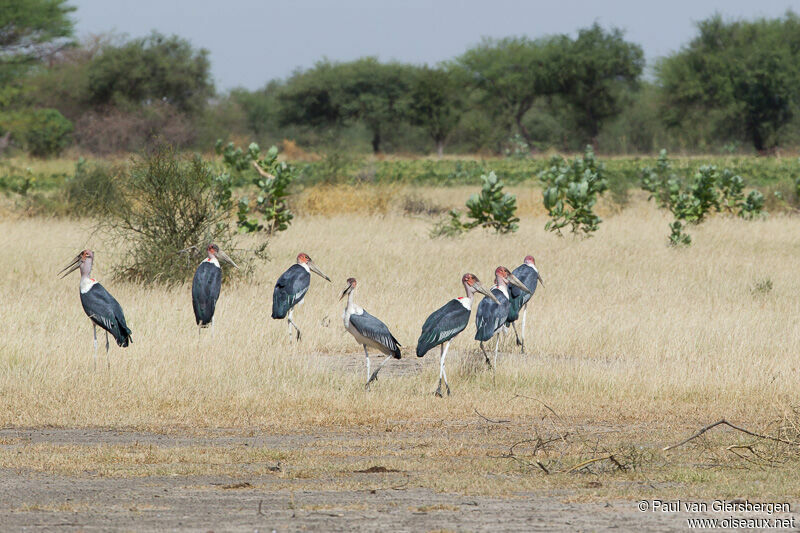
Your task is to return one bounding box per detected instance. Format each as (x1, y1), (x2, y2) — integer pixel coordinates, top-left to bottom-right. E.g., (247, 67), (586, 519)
(416, 299), (470, 357)
(272, 264), (311, 319)
(507, 265), (539, 323)
(474, 288), (509, 341)
(80, 283), (132, 347)
(192, 262), (222, 326)
(349, 310), (402, 358)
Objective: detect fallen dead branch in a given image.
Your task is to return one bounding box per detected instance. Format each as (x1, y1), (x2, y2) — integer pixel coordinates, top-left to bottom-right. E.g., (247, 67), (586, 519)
(564, 454), (627, 474)
(663, 419), (799, 451)
(474, 408), (510, 424)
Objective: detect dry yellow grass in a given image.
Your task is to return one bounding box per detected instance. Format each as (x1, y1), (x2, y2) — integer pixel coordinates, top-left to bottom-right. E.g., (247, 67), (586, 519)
(1, 198), (799, 498)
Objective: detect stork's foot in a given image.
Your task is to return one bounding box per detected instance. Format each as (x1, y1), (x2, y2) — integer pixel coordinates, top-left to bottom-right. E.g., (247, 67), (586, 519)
(445, 382), (451, 396)
(365, 371), (380, 389)
(296, 330), (301, 341)
(434, 379), (443, 398)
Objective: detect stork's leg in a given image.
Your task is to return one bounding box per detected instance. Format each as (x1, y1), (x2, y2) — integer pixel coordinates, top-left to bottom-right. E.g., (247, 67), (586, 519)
(92, 324), (98, 371)
(511, 321), (523, 350)
(479, 341), (492, 369)
(494, 335), (500, 369)
(287, 310), (301, 341)
(435, 341), (452, 397)
(211, 317), (215, 340)
(367, 354), (392, 389)
(105, 330), (110, 371)
(520, 303), (528, 354)
(363, 345), (371, 384)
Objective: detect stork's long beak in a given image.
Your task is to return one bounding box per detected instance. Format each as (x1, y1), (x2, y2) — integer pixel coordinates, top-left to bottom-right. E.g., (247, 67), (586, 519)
(474, 281), (500, 304)
(308, 260), (331, 282)
(58, 254), (82, 278)
(217, 249), (239, 269)
(339, 284), (352, 301)
(508, 274), (532, 294)
(537, 273), (545, 288)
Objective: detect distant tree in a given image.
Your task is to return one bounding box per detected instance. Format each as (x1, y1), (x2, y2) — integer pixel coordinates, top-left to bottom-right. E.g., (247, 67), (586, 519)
(279, 57), (411, 153)
(86, 32), (213, 114)
(406, 65), (463, 157)
(456, 36), (565, 151)
(560, 24), (644, 147)
(0, 0), (75, 83)
(657, 12), (800, 152)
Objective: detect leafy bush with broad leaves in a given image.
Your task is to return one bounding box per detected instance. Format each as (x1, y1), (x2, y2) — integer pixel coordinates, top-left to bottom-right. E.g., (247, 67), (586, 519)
(215, 140), (296, 235)
(431, 171), (519, 237)
(640, 151), (766, 246)
(540, 145), (608, 236)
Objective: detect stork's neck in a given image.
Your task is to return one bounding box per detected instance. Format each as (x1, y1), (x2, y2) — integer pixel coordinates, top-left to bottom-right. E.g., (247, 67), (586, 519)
(463, 282), (476, 300)
(204, 255), (220, 267)
(493, 277), (509, 298)
(79, 259), (93, 280)
(298, 262), (310, 273)
(346, 288), (357, 312)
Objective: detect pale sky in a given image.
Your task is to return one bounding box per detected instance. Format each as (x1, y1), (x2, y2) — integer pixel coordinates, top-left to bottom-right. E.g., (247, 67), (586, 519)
(70, 0), (797, 91)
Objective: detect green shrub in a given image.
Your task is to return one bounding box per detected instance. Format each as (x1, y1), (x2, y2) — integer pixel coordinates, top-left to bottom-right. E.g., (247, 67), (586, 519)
(431, 171), (519, 237)
(23, 108), (73, 157)
(540, 145), (608, 236)
(106, 144), (245, 285)
(216, 140), (296, 234)
(64, 158), (118, 216)
(640, 152), (766, 246)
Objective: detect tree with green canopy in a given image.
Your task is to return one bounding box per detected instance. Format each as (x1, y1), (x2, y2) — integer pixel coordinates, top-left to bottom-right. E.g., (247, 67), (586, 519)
(86, 32), (213, 115)
(0, 0), (75, 83)
(657, 12), (800, 152)
(406, 65), (464, 157)
(455, 36), (566, 151)
(560, 24), (644, 147)
(279, 57), (411, 153)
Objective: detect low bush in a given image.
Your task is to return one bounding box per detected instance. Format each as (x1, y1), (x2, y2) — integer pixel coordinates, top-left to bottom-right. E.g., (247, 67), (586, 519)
(539, 146), (608, 236)
(106, 144), (244, 285)
(432, 171), (519, 236)
(64, 158), (118, 216)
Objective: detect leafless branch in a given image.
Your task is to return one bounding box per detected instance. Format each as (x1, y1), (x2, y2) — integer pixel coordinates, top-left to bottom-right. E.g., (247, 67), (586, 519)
(663, 419), (799, 451)
(474, 408), (510, 424)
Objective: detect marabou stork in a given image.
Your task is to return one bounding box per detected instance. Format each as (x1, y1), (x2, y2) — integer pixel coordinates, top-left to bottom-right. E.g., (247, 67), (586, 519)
(474, 266), (530, 369)
(192, 244), (239, 335)
(506, 255), (544, 353)
(340, 278), (401, 389)
(416, 273), (499, 397)
(59, 250), (132, 370)
(272, 253), (331, 340)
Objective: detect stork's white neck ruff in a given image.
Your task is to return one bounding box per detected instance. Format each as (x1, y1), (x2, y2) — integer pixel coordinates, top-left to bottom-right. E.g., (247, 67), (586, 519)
(492, 284), (509, 298)
(203, 256), (220, 267)
(299, 262), (310, 273)
(80, 277), (98, 294)
(456, 296), (472, 310)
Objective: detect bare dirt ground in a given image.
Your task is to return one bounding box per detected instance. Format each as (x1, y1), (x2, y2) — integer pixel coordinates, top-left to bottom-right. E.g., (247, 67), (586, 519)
(0, 428), (753, 532)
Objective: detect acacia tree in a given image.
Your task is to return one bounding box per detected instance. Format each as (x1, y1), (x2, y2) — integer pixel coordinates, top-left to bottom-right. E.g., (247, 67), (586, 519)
(0, 0), (75, 83)
(86, 32), (213, 115)
(657, 13), (800, 152)
(406, 65), (463, 156)
(560, 24), (644, 147)
(279, 58), (410, 153)
(456, 36), (564, 151)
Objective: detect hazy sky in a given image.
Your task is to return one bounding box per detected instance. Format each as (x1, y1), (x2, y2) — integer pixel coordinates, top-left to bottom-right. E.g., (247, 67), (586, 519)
(71, 0), (797, 91)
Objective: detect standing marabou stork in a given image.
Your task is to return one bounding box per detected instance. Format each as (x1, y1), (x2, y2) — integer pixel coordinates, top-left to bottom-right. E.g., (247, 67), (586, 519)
(192, 244), (239, 335)
(59, 250), (132, 369)
(272, 253), (331, 340)
(417, 273), (499, 397)
(340, 278), (401, 389)
(474, 266), (530, 369)
(506, 255), (544, 353)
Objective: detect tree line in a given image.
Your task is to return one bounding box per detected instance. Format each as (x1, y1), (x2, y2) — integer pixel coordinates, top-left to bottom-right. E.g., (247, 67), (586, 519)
(2, 1), (800, 157)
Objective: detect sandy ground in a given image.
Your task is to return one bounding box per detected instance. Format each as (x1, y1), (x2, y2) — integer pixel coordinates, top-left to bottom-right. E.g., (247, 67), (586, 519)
(0, 428), (761, 532)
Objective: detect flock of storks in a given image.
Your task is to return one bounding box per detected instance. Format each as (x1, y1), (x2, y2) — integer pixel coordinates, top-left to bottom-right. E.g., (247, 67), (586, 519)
(59, 246), (542, 395)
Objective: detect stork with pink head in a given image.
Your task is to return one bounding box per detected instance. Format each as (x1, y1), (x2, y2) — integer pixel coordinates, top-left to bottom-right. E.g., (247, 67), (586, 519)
(59, 249), (132, 370)
(474, 266), (530, 369)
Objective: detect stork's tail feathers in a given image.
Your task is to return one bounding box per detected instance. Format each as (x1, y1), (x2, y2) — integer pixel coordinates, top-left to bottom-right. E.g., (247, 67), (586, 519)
(115, 326), (132, 348)
(390, 337), (402, 359)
